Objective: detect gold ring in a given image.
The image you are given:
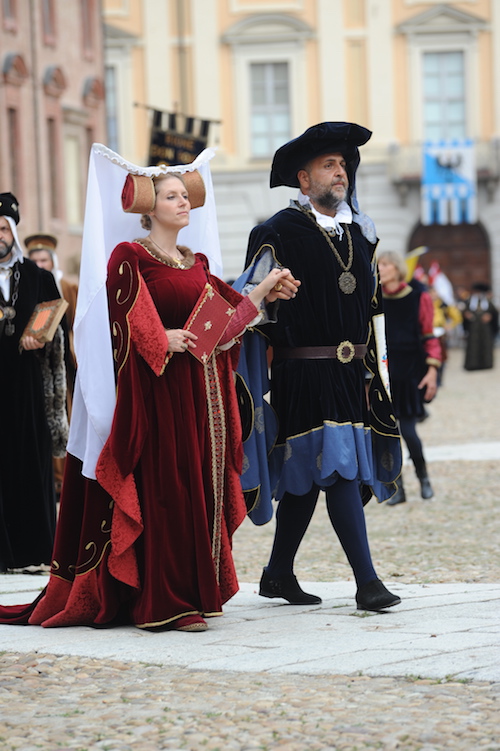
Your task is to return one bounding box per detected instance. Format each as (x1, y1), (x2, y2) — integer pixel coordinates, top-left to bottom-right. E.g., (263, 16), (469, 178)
(274, 282), (283, 292)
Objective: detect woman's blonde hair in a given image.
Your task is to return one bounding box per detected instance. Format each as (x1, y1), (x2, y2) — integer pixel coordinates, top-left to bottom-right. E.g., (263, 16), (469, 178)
(140, 172), (187, 230)
(377, 250), (407, 282)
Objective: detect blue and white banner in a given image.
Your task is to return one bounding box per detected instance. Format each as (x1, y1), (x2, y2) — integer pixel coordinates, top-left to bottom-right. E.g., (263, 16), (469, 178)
(421, 139), (477, 225)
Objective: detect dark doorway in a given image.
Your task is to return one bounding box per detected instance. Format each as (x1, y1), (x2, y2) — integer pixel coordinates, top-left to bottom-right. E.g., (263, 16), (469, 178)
(408, 223), (491, 292)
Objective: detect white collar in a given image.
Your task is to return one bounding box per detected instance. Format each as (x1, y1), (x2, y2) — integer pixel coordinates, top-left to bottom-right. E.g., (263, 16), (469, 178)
(297, 191), (352, 238)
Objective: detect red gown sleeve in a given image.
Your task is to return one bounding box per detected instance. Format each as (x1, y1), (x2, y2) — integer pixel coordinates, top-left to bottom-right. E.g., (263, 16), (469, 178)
(219, 296), (260, 345)
(107, 242), (171, 377)
(419, 290), (442, 365)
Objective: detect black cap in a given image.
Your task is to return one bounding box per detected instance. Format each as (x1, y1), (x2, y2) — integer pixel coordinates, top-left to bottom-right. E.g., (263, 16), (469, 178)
(270, 122), (372, 201)
(472, 282), (491, 293)
(0, 192), (20, 224)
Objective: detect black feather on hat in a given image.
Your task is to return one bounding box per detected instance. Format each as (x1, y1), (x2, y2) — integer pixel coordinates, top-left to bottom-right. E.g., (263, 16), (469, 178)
(270, 122), (372, 204)
(0, 192), (20, 224)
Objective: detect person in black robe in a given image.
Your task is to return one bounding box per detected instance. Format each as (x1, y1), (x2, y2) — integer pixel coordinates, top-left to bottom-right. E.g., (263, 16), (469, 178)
(238, 123), (402, 613)
(462, 283), (499, 371)
(0, 193), (64, 572)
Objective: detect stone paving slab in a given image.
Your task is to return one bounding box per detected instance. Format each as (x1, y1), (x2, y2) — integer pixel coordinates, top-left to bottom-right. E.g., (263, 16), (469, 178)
(1, 576), (498, 683)
(419, 441), (500, 463)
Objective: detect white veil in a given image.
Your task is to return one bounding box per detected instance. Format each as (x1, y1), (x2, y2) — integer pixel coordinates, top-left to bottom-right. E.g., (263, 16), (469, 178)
(68, 144), (222, 479)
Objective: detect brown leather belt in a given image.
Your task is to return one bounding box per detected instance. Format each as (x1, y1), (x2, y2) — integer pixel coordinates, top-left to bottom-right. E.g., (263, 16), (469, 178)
(274, 342), (367, 364)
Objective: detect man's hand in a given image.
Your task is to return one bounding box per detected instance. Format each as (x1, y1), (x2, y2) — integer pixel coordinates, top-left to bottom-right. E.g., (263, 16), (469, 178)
(21, 336), (45, 351)
(418, 365), (438, 403)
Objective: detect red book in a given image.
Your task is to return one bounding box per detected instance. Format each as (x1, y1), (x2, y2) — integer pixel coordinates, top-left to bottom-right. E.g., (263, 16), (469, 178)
(184, 283), (236, 364)
(20, 298), (69, 344)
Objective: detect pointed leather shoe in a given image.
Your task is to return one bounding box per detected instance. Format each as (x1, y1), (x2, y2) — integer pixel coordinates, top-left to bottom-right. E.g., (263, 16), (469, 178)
(259, 568), (322, 605)
(356, 578), (401, 611)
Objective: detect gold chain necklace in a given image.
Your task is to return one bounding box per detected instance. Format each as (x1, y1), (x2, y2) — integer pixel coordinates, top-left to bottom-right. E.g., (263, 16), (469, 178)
(139, 236), (187, 269)
(298, 204), (356, 294)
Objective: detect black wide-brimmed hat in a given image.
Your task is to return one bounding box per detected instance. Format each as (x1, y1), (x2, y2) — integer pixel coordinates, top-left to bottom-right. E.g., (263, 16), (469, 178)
(0, 192), (20, 224)
(270, 122), (372, 197)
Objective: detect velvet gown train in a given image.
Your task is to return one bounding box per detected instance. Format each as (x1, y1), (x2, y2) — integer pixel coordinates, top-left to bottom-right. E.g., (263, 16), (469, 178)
(0, 244), (247, 628)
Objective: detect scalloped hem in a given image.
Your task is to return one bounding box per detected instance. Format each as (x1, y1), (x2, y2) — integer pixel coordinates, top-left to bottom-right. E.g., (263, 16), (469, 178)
(274, 422), (399, 503)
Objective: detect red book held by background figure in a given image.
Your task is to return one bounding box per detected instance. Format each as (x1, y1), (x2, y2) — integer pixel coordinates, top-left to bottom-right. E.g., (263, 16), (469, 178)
(184, 283), (236, 364)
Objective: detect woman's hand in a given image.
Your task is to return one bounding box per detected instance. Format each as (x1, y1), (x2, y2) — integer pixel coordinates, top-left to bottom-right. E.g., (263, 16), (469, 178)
(248, 267), (300, 308)
(419, 365), (438, 403)
(165, 328), (198, 353)
(21, 336), (45, 351)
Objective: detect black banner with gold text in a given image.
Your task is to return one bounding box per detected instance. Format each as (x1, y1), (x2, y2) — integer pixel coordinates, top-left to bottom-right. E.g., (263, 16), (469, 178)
(148, 111), (210, 166)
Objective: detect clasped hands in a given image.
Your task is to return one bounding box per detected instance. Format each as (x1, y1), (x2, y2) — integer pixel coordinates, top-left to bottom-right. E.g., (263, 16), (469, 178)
(165, 267), (301, 354)
(263, 267), (301, 304)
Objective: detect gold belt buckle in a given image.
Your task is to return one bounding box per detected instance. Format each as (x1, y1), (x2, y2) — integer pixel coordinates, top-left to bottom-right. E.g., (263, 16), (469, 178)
(336, 340), (355, 364)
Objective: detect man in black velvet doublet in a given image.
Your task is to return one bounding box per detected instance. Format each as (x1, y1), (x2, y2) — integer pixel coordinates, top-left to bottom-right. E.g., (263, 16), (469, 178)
(241, 122), (402, 613)
(0, 194), (61, 571)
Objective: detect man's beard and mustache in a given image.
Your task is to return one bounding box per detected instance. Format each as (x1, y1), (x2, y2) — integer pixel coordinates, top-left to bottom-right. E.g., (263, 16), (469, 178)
(309, 179), (348, 214)
(0, 238), (14, 261)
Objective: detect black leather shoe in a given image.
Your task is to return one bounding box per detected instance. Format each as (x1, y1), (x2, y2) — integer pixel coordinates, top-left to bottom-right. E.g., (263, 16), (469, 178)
(419, 476), (434, 499)
(356, 579), (401, 611)
(259, 568), (322, 605)
(386, 478), (406, 506)
(415, 460), (434, 500)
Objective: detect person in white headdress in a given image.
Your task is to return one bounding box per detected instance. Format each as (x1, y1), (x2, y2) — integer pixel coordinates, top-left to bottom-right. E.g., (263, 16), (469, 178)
(0, 192), (67, 573)
(0, 147), (298, 630)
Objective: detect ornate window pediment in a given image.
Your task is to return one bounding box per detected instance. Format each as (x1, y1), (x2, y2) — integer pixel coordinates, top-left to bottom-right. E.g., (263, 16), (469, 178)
(43, 65), (67, 97)
(82, 76), (105, 108)
(2, 53), (28, 86)
(222, 13), (314, 45)
(397, 4), (488, 36)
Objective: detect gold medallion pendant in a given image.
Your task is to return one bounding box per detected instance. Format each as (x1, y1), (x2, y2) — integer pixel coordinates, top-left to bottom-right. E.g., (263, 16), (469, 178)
(297, 205), (357, 296)
(338, 271), (356, 294)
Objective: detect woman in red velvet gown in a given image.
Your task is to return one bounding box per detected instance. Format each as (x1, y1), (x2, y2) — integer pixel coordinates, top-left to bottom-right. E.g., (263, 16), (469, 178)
(0, 172), (298, 632)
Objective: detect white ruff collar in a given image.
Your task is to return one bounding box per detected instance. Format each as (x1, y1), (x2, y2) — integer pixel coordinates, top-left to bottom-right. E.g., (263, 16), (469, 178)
(297, 191), (352, 238)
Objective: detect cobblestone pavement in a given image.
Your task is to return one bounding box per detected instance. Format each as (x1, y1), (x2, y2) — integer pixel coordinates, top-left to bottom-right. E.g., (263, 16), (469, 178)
(233, 349), (500, 588)
(0, 349), (499, 751)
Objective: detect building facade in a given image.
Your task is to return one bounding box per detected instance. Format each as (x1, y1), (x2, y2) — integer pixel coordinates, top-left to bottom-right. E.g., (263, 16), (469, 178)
(0, 0), (106, 276)
(85, 2), (500, 297)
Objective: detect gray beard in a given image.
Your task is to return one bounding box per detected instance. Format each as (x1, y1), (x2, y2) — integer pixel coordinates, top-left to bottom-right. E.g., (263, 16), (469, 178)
(309, 184), (348, 214)
(0, 240), (14, 261)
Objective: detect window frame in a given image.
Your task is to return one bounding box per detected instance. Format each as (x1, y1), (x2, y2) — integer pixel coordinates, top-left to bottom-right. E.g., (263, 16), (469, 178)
(41, 0), (56, 46)
(232, 41), (306, 163)
(408, 34), (477, 142)
(249, 61), (291, 159)
(2, 0), (18, 32)
(81, 0), (95, 59)
(422, 49), (467, 141)
(7, 107), (20, 196)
